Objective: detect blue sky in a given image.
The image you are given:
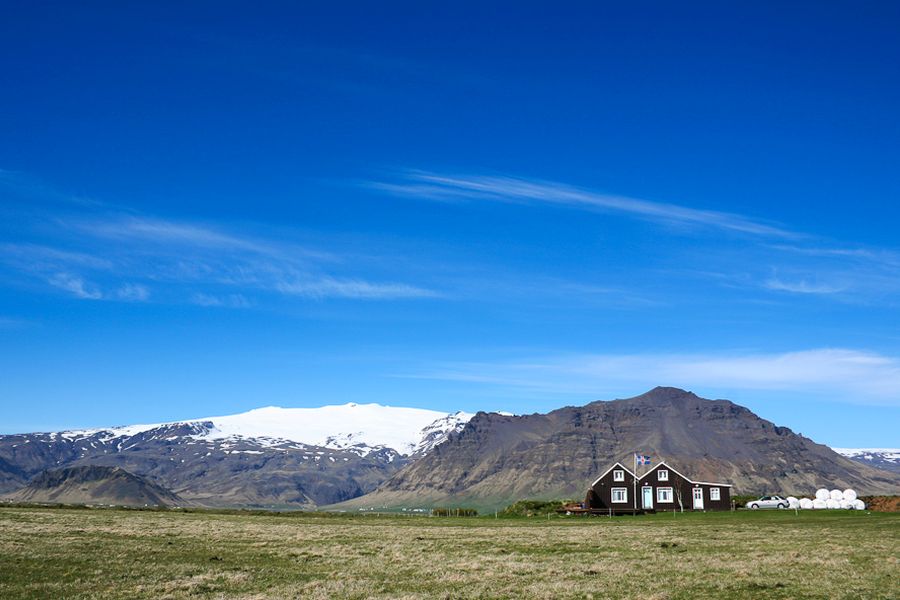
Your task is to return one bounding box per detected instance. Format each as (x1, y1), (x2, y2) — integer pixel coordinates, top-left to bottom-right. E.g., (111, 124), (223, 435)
(2, 2), (899, 446)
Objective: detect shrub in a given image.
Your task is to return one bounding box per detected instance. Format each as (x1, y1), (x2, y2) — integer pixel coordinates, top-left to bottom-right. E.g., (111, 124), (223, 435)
(731, 495), (758, 509)
(501, 499), (573, 517)
(431, 507), (478, 517)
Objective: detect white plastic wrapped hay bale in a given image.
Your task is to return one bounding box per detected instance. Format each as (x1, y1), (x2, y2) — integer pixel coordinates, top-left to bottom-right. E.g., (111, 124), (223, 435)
(812, 499), (827, 509)
(842, 489), (857, 502)
(829, 489), (843, 501)
(853, 499), (866, 510)
(826, 498), (841, 509)
(839, 499), (854, 509)
(799, 498), (814, 509)
(787, 496), (799, 508)
(815, 488), (830, 501)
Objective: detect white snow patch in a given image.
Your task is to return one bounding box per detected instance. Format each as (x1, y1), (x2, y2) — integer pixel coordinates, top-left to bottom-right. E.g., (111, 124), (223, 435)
(50, 403), (476, 457)
(833, 448), (900, 463)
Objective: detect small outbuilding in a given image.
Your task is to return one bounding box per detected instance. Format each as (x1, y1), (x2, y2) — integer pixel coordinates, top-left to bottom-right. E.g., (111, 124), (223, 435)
(584, 460), (732, 513)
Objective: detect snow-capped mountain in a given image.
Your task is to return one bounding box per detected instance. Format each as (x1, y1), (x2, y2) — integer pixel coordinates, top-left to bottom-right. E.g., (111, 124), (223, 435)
(0, 404), (475, 508)
(833, 448), (900, 474)
(58, 403), (474, 457)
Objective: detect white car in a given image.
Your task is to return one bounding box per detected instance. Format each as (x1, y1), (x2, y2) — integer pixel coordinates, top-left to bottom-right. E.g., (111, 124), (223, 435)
(747, 495), (788, 509)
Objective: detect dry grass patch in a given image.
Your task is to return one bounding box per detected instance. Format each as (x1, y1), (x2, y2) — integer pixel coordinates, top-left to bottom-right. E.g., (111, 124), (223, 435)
(0, 507), (897, 599)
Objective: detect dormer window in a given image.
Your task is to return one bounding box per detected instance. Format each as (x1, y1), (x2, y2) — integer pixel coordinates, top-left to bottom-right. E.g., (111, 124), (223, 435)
(613, 469), (625, 482)
(658, 469), (669, 481)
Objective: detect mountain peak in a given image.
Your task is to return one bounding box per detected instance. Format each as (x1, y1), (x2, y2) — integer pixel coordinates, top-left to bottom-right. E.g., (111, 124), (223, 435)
(636, 386), (700, 403)
(356, 389), (899, 511)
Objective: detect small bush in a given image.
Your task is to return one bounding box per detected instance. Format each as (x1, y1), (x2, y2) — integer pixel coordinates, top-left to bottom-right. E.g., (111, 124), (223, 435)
(431, 507), (478, 517)
(732, 495), (758, 509)
(501, 499), (573, 517)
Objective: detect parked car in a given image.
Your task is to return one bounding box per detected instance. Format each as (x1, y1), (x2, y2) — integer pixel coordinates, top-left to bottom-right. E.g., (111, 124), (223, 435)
(747, 495), (788, 509)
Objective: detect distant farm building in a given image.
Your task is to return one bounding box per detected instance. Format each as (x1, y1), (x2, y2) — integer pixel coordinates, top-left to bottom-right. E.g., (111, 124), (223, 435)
(582, 461), (732, 513)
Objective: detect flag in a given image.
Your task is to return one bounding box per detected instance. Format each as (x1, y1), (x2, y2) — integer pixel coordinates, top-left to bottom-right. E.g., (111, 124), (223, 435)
(635, 453), (652, 465)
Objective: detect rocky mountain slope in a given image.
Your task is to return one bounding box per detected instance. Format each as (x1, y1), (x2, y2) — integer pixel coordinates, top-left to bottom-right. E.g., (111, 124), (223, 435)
(3, 465), (184, 507)
(834, 448), (900, 474)
(341, 387), (900, 511)
(0, 404), (472, 508)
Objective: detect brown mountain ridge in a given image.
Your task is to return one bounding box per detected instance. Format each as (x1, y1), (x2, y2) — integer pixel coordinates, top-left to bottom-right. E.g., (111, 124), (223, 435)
(3, 465), (185, 507)
(337, 387), (900, 511)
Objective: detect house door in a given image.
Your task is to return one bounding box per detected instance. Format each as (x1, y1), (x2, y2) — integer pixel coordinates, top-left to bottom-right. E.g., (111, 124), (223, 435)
(642, 487), (654, 509)
(692, 487), (704, 510)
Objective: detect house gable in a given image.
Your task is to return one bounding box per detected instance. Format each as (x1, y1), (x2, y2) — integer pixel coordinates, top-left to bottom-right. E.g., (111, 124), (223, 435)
(588, 461), (639, 510)
(638, 460), (732, 488)
(591, 461), (636, 488)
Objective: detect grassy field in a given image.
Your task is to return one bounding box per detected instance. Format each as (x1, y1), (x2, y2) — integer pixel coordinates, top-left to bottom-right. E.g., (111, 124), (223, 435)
(0, 507), (897, 599)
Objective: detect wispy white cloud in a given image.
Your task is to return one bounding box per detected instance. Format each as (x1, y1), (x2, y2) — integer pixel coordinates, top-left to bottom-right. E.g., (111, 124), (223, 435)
(189, 292), (253, 308)
(764, 277), (846, 295)
(402, 348), (900, 407)
(0, 169), (109, 210)
(78, 217), (272, 253)
(48, 273), (103, 300)
(661, 236), (900, 304)
(373, 171), (797, 238)
(373, 170), (900, 305)
(0, 317), (30, 329)
(276, 277), (439, 300)
(0, 243), (113, 271)
(769, 244), (900, 265)
(116, 283), (150, 302)
(3, 207), (440, 306)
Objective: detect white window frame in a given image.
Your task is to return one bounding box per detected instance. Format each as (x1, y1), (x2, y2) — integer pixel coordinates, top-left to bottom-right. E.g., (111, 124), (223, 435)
(613, 469), (625, 482)
(710, 487), (720, 501)
(611, 487), (628, 503)
(658, 469), (669, 481)
(656, 487), (674, 503)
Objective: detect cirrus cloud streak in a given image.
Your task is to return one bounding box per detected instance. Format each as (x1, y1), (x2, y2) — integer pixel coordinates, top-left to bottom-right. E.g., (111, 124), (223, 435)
(373, 170), (797, 238)
(402, 348), (900, 407)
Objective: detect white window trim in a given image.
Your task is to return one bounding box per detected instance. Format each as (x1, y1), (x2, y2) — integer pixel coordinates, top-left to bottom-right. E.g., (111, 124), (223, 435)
(710, 487), (720, 501)
(613, 469), (625, 482)
(656, 487), (674, 503)
(658, 469), (669, 481)
(611, 487), (628, 503)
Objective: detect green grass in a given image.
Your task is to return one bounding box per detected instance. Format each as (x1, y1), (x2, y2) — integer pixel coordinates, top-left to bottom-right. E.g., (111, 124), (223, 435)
(0, 506), (897, 599)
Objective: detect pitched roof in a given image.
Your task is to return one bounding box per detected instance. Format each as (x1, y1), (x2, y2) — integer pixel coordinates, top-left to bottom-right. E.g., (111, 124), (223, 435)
(591, 461), (636, 487)
(637, 460), (732, 487)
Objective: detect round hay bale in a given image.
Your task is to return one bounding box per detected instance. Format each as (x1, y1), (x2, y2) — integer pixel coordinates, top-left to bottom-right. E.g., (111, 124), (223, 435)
(842, 489), (857, 501)
(826, 498), (841, 509)
(787, 496), (799, 508)
(812, 499), (827, 509)
(799, 498), (814, 509)
(815, 488), (830, 501)
(829, 489), (843, 501)
(853, 499), (865, 510)
(839, 499), (853, 509)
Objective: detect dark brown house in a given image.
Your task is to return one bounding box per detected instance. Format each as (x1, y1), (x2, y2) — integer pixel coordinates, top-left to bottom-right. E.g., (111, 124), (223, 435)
(584, 462), (639, 511)
(585, 460), (732, 512)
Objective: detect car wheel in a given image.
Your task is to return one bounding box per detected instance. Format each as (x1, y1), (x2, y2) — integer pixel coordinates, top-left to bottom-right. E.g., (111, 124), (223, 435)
(750, 503), (759, 509)
(778, 503), (786, 509)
